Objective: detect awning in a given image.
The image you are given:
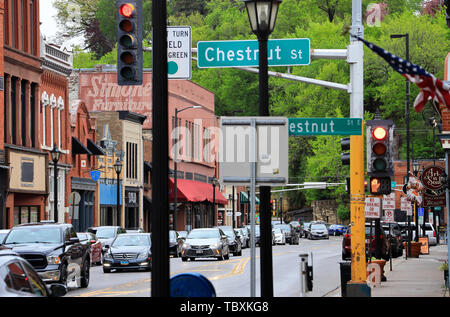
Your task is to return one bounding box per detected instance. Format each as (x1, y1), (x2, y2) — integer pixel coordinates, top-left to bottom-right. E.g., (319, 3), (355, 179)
(240, 191), (260, 204)
(169, 178), (228, 205)
(87, 139), (106, 156)
(99, 183), (122, 205)
(72, 137), (92, 155)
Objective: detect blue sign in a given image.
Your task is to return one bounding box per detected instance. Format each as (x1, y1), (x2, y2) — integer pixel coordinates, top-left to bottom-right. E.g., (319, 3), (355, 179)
(90, 170), (101, 182)
(418, 207), (424, 217)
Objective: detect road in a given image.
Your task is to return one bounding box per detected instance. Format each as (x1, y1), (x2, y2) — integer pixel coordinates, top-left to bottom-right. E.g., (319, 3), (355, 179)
(67, 236), (343, 297)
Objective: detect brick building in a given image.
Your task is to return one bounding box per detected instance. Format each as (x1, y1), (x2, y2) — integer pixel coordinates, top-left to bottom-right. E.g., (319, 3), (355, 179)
(1, 0), (46, 228)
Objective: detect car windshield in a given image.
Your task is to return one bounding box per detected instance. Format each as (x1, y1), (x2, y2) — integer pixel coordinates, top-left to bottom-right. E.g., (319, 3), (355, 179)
(311, 224), (327, 230)
(274, 224), (291, 232)
(273, 228), (282, 234)
(221, 229), (235, 237)
(95, 228), (116, 239)
(76, 233), (89, 241)
(187, 230), (220, 239)
(4, 228), (61, 244)
(169, 231), (177, 242)
(112, 235), (150, 247)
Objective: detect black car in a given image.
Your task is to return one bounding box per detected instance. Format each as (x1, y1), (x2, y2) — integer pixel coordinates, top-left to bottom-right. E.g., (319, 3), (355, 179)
(0, 249), (67, 297)
(245, 224), (261, 246)
(381, 222), (403, 258)
(169, 230), (183, 257)
(88, 226), (127, 260)
(273, 223), (299, 245)
(2, 222), (91, 288)
(215, 226), (242, 256)
(103, 233), (152, 273)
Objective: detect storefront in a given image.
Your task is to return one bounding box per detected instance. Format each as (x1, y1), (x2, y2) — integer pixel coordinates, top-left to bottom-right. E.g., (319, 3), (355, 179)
(99, 182), (122, 226)
(125, 187), (140, 229)
(71, 177), (96, 232)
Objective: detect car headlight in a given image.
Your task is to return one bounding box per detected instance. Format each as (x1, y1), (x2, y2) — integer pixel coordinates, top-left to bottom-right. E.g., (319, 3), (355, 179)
(138, 252), (149, 260)
(210, 242), (221, 249)
(46, 255), (61, 265)
(182, 243), (190, 249)
(104, 252), (113, 260)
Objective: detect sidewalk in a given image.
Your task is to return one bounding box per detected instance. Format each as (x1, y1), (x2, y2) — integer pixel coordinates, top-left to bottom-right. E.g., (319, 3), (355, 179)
(327, 243), (449, 297)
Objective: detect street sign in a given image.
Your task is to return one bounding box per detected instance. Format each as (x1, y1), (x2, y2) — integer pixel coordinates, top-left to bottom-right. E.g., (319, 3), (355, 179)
(288, 118), (362, 136)
(420, 166), (446, 207)
(197, 38), (310, 68)
(219, 117), (289, 186)
(90, 170), (101, 182)
(168, 26), (191, 79)
(365, 197), (381, 219)
(401, 196), (412, 216)
(382, 193), (395, 210)
(384, 209), (395, 223)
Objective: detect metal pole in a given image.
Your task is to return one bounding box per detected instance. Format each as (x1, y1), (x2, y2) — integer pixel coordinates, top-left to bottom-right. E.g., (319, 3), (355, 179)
(250, 118), (257, 297)
(54, 159), (58, 223)
(258, 33), (274, 298)
(445, 150), (450, 289)
(174, 108), (178, 231)
(151, 0), (170, 297)
(117, 170), (120, 226)
(213, 182), (216, 227)
(232, 186), (235, 228)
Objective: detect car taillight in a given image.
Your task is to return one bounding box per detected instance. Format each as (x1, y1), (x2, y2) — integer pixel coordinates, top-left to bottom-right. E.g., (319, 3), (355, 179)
(345, 234), (351, 238)
(433, 231), (436, 237)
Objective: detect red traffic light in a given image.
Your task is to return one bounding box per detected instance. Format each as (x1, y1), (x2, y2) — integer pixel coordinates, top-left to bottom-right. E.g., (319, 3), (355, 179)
(372, 142), (387, 156)
(372, 127), (387, 141)
(119, 3), (135, 18)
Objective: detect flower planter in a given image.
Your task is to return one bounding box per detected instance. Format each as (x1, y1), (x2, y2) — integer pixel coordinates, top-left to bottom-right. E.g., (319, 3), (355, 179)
(403, 242), (421, 258)
(366, 259), (386, 286)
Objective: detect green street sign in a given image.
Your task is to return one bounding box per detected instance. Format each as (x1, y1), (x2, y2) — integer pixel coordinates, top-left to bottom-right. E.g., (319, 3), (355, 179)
(288, 118), (363, 136)
(197, 38), (310, 68)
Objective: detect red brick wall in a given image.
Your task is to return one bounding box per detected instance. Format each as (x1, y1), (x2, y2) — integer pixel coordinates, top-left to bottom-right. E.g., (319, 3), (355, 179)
(0, 0), (4, 150)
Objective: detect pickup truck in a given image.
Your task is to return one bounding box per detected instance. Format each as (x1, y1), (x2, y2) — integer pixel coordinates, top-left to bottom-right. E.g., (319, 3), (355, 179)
(2, 221), (91, 288)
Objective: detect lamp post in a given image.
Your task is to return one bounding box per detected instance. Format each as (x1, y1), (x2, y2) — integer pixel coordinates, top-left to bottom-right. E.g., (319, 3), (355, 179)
(244, 0), (282, 298)
(114, 158), (123, 227)
(50, 144), (61, 223)
(212, 176), (219, 227)
(173, 105), (202, 231)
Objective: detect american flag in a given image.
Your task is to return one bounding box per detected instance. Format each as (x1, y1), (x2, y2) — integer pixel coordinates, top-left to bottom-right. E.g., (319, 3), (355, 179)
(351, 34), (450, 112)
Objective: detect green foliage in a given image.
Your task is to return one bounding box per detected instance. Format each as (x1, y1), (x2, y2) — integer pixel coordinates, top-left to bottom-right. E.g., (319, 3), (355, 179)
(337, 204), (350, 222)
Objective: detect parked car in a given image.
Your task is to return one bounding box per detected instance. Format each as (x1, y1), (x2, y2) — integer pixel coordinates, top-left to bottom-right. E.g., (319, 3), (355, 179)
(245, 225), (261, 246)
(169, 230), (183, 257)
(177, 231), (189, 241)
(0, 229), (9, 244)
(342, 223), (390, 261)
(216, 226), (242, 256)
(181, 228), (229, 261)
(307, 223), (329, 239)
(381, 222), (403, 258)
(328, 224), (347, 236)
(88, 226), (127, 261)
(2, 222), (91, 288)
(77, 232), (103, 265)
(398, 222), (437, 246)
(273, 223), (299, 245)
(272, 228), (286, 245)
(103, 233), (152, 273)
(125, 228), (145, 233)
(234, 228), (248, 249)
(0, 249), (67, 297)
(301, 222), (311, 238)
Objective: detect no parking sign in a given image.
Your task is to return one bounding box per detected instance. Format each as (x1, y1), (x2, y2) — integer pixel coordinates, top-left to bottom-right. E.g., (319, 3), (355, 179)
(384, 209), (395, 223)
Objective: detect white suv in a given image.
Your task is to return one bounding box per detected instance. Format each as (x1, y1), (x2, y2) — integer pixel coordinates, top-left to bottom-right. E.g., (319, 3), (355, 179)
(400, 222), (437, 246)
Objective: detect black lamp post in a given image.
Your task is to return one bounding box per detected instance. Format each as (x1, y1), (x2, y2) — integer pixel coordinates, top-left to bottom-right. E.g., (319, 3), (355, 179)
(114, 158), (123, 227)
(244, 0), (281, 298)
(173, 105), (202, 231)
(51, 144), (60, 223)
(212, 176), (219, 227)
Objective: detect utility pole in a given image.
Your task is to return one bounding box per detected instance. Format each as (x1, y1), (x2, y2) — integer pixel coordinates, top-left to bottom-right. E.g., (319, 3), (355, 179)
(347, 0), (370, 296)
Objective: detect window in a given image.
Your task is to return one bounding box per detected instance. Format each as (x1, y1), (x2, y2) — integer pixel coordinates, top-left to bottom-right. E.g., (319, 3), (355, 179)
(21, 80), (26, 146)
(5, 262), (32, 294)
(21, 159), (34, 183)
(126, 142), (138, 179)
(11, 77), (17, 145)
(30, 1), (34, 55)
(21, 261), (48, 296)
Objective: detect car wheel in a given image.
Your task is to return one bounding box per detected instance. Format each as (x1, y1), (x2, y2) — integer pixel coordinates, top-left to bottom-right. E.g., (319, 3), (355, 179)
(224, 252), (229, 260)
(80, 258), (90, 288)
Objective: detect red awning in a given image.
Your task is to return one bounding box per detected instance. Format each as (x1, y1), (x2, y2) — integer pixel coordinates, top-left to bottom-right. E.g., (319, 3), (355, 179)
(169, 178), (228, 205)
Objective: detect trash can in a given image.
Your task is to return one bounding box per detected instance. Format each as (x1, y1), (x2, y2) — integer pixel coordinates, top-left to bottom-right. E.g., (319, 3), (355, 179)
(339, 261), (351, 297)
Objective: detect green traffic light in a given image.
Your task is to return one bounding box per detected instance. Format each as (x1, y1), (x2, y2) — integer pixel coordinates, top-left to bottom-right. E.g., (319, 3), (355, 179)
(120, 66), (135, 80)
(373, 158), (387, 171)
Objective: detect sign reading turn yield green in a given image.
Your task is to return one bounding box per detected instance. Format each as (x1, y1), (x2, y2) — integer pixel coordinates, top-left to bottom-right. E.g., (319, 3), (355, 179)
(197, 38), (310, 68)
(288, 118), (362, 136)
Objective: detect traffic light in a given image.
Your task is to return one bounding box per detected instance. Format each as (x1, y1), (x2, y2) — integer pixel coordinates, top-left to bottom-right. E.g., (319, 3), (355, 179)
(117, 0), (143, 86)
(340, 137), (350, 166)
(366, 120), (394, 195)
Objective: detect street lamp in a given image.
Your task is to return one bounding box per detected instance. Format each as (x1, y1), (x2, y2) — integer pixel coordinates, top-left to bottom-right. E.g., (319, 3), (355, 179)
(173, 105), (202, 231)
(51, 144), (60, 223)
(244, 0), (281, 298)
(114, 158), (123, 227)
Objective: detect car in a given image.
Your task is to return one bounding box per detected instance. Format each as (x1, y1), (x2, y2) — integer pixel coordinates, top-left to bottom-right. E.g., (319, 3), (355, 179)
(2, 222), (91, 288)
(328, 224), (347, 236)
(272, 228), (286, 245)
(245, 224), (261, 246)
(307, 223), (329, 239)
(381, 222), (403, 258)
(102, 233), (152, 273)
(0, 249), (67, 297)
(398, 222), (437, 246)
(0, 229), (9, 244)
(181, 228), (230, 261)
(88, 226), (127, 262)
(342, 223), (390, 261)
(125, 228), (145, 233)
(234, 228), (248, 249)
(301, 222), (311, 238)
(77, 232), (103, 265)
(169, 230), (183, 257)
(216, 226), (242, 256)
(273, 223), (299, 245)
